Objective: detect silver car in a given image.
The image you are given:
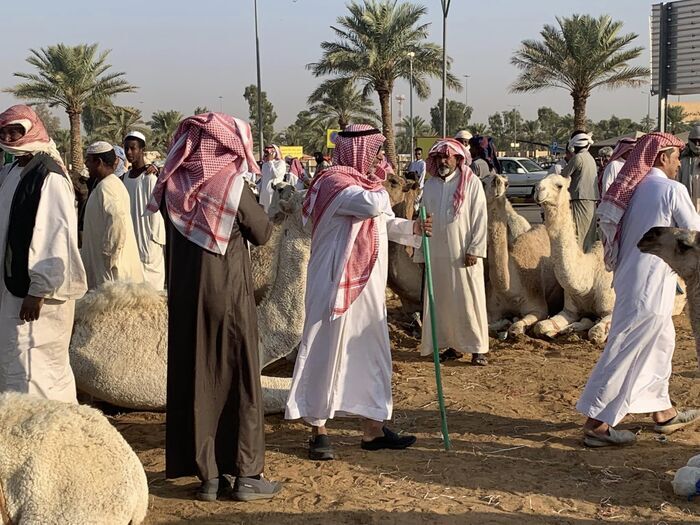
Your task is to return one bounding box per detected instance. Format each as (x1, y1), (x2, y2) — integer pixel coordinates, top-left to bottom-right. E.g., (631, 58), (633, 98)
(498, 157), (549, 200)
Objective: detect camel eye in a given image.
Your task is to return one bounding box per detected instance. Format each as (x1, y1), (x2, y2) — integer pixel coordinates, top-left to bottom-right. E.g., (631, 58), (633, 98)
(556, 183), (563, 189)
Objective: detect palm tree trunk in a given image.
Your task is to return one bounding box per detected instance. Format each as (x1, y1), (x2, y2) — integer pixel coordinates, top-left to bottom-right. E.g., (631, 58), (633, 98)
(338, 114), (348, 130)
(378, 89), (397, 169)
(68, 110), (83, 175)
(572, 92), (588, 131)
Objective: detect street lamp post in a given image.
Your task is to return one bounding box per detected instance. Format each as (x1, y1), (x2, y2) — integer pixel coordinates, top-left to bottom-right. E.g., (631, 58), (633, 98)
(254, 0), (264, 159)
(440, 0), (451, 138)
(642, 90), (651, 131)
(218, 96), (223, 112)
(408, 51), (415, 153)
(463, 74), (470, 108)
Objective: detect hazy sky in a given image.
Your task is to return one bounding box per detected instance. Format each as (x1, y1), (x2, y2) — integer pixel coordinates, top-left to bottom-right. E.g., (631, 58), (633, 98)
(1, 0), (692, 131)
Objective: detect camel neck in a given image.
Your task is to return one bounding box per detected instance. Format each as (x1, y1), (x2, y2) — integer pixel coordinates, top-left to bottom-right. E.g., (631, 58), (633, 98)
(487, 197), (510, 291)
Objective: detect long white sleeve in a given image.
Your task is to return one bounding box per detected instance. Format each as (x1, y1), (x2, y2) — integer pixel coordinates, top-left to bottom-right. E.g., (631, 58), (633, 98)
(335, 187), (390, 218)
(466, 177), (488, 258)
(672, 183), (700, 230)
(144, 174), (166, 247)
(27, 172), (87, 300)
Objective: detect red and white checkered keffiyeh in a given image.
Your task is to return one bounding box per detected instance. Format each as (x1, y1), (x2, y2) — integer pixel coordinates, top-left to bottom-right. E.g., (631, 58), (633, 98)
(597, 132), (685, 271)
(0, 104), (66, 171)
(147, 113), (259, 255)
(288, 157), (307, 183)
(302, 124), (387, 318)
(426, 138), (473, 217)
(609, 137), (638, 164)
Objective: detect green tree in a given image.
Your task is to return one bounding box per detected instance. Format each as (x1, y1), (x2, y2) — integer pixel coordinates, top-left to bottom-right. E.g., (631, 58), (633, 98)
(31, 104), (62, 138)
(309, 0), (461, 167)
(6, 43), (136, 175)
(667, 105), (690, 135)
(193, 106), (210, 115)
(640, 115), (656, 133)
(243, 85), (277, 151)
(96, 106), (148, 144)
(396, 115), (433, 154)
(429, 99), (472, 138)
(468, 123), (490, 136)
(53, 129), (71, 164)
(278, 110), (328, 154)
(148, 110), (184, 153)
(308, 78), (379, 129)
(511, 14), (648, 130)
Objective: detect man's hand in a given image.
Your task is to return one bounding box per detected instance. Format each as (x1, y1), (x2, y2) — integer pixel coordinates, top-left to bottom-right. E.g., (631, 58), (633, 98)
(464, 254), (478, 267)
(145, 164), (159, 175)
(414, 214), (433, 237)
(19, 295), (44, 322)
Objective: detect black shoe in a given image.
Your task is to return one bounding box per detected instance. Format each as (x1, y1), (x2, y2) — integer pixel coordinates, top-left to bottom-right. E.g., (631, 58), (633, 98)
(232, 475), (283, 502)
(439, 348), (463, 363)
(309, 434), (335, 460)
(361, 427), (417, 451)
(196, 478), (219, 501)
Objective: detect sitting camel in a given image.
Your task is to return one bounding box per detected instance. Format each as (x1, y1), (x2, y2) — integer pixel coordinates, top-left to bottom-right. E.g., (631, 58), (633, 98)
(0, 393), (148, 524)
(483, 174), (563, 335)
(533, 174), (614, 343)
(638, 226), (700, 366)
(70, 186), (308, 412)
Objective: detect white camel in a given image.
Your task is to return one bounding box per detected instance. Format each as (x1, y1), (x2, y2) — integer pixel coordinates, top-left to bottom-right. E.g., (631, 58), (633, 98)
(533, 174), (614, 343)
(70, 186), (308, 413)
(483, 174), (563, 335)
(638, 226), (700, 365)
(0, 393), (148, 524)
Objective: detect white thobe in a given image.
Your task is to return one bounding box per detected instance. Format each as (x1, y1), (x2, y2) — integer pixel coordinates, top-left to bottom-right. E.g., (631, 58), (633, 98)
(285, 187), (422, 426)
(122, 170), (166, 289)
(81, 174), (144, 290)
(600, 158), (624, 196)
(416, 170), (489, 355)
(259, 160), (287, 212)
(0, 164), (87, 403)
(577, 168), (700, 426)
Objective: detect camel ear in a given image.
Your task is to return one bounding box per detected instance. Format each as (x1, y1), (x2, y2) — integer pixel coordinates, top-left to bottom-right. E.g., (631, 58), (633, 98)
(677, 236), (696, 253)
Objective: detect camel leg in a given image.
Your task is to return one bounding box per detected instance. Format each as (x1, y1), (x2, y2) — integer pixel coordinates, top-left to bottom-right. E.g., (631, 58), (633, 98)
(489, 318), (512, 332)
(533, 309), (580, 339)
(587, 314), (612, 345)
(508, 309), (549, 336)
(560, 317), (595, 334)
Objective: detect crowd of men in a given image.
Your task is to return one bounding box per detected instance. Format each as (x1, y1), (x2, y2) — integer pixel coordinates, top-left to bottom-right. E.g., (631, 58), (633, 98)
(0, 101), (699, 501)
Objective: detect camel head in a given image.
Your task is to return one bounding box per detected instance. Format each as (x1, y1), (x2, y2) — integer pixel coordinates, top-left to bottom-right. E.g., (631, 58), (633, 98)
(269, 182), (301, 225)
(383, 174), (410, 207)
(483, 174), (509, 203)
(534, 174), (571, 209)
(638, 227), (700, 281)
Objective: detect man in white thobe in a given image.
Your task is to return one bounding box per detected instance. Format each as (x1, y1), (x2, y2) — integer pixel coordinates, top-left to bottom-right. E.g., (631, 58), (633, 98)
(82, 142), (144, 290)
(417, 139), (489, 365)
(0, 104), (87, 403)
(600, 137), (637, 196)
(259, 144), (286, 212)
(122, 131), (166, 289)
(578, 133), (700, 447)
(406, 147), (427, 189)
(285, 124), (431, 461)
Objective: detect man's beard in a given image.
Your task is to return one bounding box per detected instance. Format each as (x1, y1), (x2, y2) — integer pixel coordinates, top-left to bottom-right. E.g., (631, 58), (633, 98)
(438, 165), (452, 177)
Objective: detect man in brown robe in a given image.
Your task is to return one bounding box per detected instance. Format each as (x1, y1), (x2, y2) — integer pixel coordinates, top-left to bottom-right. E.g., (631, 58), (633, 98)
(147, 113), (281, 502)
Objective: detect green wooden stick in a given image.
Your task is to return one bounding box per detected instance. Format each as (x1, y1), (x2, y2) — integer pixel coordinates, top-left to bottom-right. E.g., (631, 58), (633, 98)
(419, 206), (451, 451)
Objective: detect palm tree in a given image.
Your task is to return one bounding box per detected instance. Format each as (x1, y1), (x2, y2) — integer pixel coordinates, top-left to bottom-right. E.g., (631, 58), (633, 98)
(193, 106), (210, 115)
(308, 78), (380, 129)
(468, 123), (490, 136)
(6, 43), (136, 175)
(148, 110), (184, 153)
(95, 106), (148, 144)
(309, 0), (461, 167)
(510, 14), (648, 130)
(667, 105), (690, 135)
(395, 116), (433, 154)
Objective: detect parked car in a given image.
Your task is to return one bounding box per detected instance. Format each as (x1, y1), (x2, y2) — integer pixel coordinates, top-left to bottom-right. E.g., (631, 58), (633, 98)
(497, 157), (549, 200)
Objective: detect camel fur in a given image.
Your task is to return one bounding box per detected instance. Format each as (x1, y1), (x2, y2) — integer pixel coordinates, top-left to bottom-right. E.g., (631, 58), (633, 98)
(483, 174), (563, 335)
(638, 226), (700, 366)
(0, 392), (148, 524)
(533, 175), (615, 343)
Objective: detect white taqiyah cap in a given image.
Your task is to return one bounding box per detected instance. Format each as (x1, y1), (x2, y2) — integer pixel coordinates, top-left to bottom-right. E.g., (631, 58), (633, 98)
(86, 141), (114, 155)
(454, 130), (473, 141)
(124, 130), (146, 143)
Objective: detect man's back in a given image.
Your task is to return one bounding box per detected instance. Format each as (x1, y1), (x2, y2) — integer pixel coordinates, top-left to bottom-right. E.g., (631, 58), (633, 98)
(565, 150), (599, 200)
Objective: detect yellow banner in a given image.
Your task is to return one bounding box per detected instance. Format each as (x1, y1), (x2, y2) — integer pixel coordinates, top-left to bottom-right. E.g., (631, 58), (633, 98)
(326, 129), (341, 149)
(279, 145), (304, 159)
(416, 136), (440, 155)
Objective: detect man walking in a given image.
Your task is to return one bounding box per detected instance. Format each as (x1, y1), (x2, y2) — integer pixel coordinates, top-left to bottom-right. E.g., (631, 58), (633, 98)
(259, 144), (286, 212)
(562, 131), (599, 252)
(578, 133), (700, 447)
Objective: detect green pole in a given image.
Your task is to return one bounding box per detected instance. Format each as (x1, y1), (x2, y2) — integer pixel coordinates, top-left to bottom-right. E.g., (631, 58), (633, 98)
(419, 205), (451, 451)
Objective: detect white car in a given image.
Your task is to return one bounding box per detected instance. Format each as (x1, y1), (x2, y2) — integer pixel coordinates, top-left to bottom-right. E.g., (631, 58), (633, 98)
(498, 157), (549, 200)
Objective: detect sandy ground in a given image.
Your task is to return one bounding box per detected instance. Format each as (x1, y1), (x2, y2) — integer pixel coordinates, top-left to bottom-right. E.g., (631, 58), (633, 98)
(112, 299), (700, 524)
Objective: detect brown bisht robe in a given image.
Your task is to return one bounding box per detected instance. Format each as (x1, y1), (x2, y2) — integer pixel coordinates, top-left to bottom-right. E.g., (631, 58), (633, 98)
(165, 185), (272, 481)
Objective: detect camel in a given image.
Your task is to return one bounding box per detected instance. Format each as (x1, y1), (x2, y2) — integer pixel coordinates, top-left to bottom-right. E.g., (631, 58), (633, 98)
(533, 174), (615, 343)
(70, 186), (308, 413)
(0, 393), (148, 524)
(483, 174), (563, 335)
(638, 226), (700, 365)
